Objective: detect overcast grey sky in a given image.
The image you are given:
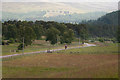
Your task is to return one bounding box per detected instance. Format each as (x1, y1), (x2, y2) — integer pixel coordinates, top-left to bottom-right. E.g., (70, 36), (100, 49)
(2, 0), (120, 2)
(2, 2), (118, 14)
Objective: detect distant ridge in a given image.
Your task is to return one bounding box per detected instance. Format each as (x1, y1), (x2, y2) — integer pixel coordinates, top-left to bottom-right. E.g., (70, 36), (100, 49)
(2, 11), (106, 23)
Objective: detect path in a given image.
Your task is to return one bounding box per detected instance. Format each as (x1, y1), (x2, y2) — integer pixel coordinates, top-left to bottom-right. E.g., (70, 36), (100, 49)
(0, 43), (96, 58)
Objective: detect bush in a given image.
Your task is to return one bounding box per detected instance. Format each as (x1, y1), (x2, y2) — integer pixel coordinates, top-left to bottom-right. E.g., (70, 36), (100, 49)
(111, 39), (117, 43)
(84, 40), (89, 43)
(2, 40), (9, 45)
(98, 38), (104, 42)
(2, 41), (5, 45)
(16, 50), (19, 52)
(8, 38), (15, 43)
(18, 43), (23, 50)
(91, 40), (95, 42)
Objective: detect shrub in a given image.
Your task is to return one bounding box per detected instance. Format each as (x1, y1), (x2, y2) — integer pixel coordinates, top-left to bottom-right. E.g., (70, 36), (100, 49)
(2, 40), (9, 45)
(16, 50), (19, 52)
(111, 39), (116, 43)
(2, 41), (5, 45)
(84, 40), (89, 43)
(91, 40), (95, 42)
(98, 38), (104, 42)
(18, 43), (23, 50)
(8, 38), (15, 43)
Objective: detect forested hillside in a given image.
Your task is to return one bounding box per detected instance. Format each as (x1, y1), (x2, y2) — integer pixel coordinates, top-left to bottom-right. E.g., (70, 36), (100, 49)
(84, 10), (119, 38)
(2, 11), (106, 23)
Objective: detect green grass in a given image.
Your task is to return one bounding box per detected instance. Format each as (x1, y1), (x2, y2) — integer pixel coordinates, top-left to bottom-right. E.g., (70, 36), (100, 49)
(2, 40), (82, 56)
(2, 42), (119, 78)
(3, 65), (118, 78)
(3, 66), (71, 78)
(56, 43), (118, 54)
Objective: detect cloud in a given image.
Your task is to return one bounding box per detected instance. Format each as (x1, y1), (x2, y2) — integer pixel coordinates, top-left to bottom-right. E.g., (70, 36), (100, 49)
(65, 2), (118, 13)
(2, 2), (84, 13)
(2, 0), (120, 2)
(2, 2), (118, 14)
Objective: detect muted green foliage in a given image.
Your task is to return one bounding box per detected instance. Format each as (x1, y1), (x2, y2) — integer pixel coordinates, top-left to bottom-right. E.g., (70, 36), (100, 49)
(75, 24), (88, 44)
(2, 20), (76, 45)
(60, 29), (74, 44)
(46, 27), (60, 45)
(2, 24), (17, 40)
(117, 27), (120, 43)
(18, 43), (23, 50)
(98, 38), (104, 42)
(33, 25), (44, 40)
(85, 11), (118, 38)
(24, 26), (36, 46)
(8, 38), (15, 43)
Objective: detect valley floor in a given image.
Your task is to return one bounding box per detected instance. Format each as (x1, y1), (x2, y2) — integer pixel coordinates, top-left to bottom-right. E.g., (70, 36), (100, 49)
(2, 43), (119, 78)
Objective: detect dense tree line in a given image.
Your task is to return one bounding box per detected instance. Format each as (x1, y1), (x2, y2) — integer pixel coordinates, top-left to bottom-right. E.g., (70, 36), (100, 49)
(2, 19), (118, 40)
(2, 20), (89, 50)
(2, 14), (120, 50)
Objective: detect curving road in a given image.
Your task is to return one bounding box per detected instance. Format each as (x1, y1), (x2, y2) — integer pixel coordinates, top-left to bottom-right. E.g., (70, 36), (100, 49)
(0, 43), (96, 58)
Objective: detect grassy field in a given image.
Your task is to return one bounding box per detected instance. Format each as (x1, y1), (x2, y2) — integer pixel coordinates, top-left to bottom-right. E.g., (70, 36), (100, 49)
(2, 42), (119, 78)
(2, 40), (82, 56)
(56, 43), (118, 54)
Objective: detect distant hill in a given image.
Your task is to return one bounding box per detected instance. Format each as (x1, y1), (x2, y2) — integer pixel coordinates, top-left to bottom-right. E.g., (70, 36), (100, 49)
(2, 11), (46, 21)
(97, 10), (118, 25)
(85, 10), (119, 38)
(43, 11), (106, 23)
(2, 11), (106, 23)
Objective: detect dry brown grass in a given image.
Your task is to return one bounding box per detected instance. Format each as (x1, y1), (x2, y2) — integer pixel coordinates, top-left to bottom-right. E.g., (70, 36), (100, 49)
(3, 54), (118, 78)
(3, 54), (118, 68)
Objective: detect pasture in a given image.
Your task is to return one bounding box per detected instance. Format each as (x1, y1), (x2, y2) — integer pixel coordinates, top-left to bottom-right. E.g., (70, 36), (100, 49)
(2, 40), (81, 56)
(2, 43), (119, 78)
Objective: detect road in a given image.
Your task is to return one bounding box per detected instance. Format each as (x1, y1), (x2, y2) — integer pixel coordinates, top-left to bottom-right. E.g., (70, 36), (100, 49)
(0, 43), (96, 58)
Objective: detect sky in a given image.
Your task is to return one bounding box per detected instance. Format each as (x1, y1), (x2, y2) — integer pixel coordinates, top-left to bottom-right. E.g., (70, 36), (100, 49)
(1, 0), (120, 2)
(1, 2), (118, 13)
